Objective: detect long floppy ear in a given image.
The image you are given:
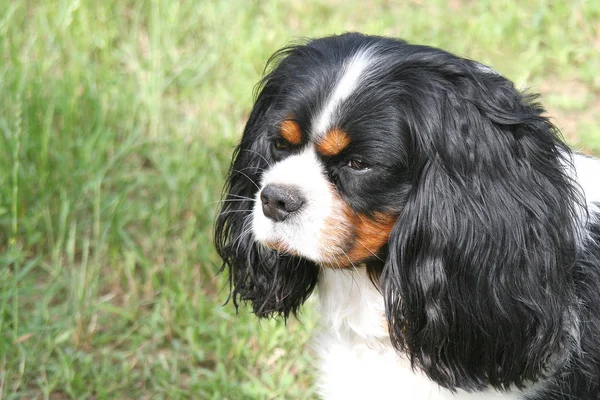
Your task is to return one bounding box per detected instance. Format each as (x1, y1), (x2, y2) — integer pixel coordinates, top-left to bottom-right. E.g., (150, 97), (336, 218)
(214, 68), (318, 319)
(382, 57), (583, 390)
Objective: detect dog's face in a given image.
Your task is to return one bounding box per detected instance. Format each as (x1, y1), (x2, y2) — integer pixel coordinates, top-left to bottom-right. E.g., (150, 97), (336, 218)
(252, 48), (407, 267)
(215, 33), (582, 391)
(253, 142), (399, 268)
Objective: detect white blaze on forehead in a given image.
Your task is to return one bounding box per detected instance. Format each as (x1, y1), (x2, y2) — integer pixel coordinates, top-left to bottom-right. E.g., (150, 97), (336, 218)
(312, 48), (376, 139)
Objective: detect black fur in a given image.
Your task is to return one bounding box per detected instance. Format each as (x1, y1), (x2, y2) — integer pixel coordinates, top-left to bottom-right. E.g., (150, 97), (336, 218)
(214, 70), (319, 318)
(534, 212), (600, 399)
(215, 33), (600, 397)
(380, 51), (581, 390)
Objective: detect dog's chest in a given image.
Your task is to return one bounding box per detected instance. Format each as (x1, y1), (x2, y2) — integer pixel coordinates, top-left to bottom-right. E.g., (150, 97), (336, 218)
(314, 269), (528, 400)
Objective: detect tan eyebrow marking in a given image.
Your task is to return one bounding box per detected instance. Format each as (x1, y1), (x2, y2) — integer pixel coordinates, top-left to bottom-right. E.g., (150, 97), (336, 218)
(316, 128), (350, 156)
(280, 120), (302, 145)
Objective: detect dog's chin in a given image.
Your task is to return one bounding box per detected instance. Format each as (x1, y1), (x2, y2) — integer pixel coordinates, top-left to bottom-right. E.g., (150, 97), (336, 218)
(261, 239), (300, 257)
(253, 221), (342, 266)
(257, 234), (324, 263)
(258, 234), (361, 269)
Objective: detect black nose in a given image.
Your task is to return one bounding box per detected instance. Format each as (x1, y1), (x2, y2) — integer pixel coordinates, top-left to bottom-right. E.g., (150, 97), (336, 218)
(260, 184), (305, 222)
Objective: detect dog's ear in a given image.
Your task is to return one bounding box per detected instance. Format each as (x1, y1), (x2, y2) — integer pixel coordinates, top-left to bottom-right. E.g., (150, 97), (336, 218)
(382, 58), (583, 390)
(214, 72), (318, 319)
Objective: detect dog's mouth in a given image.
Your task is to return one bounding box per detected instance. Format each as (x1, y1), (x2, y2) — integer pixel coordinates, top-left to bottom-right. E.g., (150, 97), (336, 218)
(253, 203), (353, 265)
(255, 200), (397, 267)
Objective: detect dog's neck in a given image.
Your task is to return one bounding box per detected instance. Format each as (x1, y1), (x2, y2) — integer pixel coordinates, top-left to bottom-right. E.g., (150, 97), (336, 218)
(317, 266), (390, 346)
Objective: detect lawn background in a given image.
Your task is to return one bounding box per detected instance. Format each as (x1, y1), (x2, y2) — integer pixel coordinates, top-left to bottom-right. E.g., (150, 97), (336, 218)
(0, 1), (599, 399)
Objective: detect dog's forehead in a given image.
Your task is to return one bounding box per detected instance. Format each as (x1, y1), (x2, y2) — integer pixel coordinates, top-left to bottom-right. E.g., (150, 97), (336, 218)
(310, 48), (378, 141)
(274, 42), (413, 159)
(278, 47), (383, 157)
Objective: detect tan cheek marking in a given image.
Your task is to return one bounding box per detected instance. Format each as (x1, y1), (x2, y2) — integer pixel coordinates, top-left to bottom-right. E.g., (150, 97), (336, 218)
(280, 120), (302, 145)
(346, 213), (397, 262)
(316, 128), (350, 157)
(318, 192), (355, 267)
(320, 195), (397, 267)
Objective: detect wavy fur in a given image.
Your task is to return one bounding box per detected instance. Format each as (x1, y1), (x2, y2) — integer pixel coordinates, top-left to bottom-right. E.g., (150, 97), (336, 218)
(215, 33), (600, 398)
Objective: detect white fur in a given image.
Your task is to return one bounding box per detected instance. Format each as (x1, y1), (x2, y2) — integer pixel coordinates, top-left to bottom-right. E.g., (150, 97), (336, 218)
(314, 268), (537, 400)
(312, 49), (376, 138)
(573, 153), (600, 214)
(253, 147), (350, 262)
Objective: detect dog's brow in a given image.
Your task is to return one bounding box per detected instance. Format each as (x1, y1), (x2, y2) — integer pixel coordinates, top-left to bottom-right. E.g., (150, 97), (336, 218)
(280, 119), (302, 145)
(316, 128), (350, 156)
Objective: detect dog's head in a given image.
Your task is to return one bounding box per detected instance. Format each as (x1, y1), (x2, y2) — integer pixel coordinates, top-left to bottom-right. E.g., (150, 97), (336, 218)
(215, 33), (583, 390)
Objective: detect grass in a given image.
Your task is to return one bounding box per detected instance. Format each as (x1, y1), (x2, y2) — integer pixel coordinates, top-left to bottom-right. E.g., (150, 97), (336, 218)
(0, 0), (598, 398)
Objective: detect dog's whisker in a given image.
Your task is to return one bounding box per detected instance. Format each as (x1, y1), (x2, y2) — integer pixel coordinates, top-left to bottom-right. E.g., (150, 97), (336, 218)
(217, 198), (255, 203)
(339, 248), (358, 270)
(209, 198), (255, 206)
(242, 148), (272, 167)
(235, 165), (267, 174)
(231, 169), (261, 190)
(218, 209), (255, 215)
(233, 215), (254, 256)
(355, 239), (383, 261)
(225, 193), (255, 200)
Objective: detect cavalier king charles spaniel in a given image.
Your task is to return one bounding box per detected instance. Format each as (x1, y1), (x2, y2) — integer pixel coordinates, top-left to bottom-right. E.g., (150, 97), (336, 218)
(215, 33), (600, 399)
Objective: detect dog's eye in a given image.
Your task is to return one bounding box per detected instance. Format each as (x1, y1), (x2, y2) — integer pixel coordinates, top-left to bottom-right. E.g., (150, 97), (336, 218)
(273, 138), (290, 151)
(348, 158), (369, 170)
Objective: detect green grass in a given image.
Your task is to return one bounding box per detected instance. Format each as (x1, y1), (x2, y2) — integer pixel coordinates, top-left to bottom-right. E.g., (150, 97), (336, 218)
(0, 0), (599, 398)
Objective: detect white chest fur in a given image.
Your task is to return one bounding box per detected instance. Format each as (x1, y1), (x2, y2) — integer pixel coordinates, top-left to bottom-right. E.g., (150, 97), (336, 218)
(314, 268), (532, 400)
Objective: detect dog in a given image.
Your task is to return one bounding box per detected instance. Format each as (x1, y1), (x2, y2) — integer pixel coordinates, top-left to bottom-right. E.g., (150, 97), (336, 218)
(215, 33), (600, 399)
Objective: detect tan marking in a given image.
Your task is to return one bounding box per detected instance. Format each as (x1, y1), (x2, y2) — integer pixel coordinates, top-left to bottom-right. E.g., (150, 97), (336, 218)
(316, 128), (350, 157)
(280, 120), (302, 145)
(320, 195), (397, 268)
(347, 212), (396, 261)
